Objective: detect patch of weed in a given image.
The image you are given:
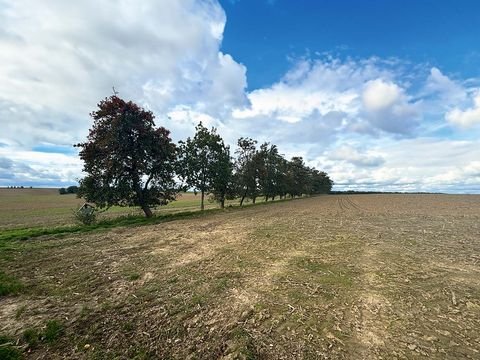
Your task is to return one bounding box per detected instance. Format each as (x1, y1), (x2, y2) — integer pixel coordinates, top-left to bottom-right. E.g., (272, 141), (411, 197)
(227, 327), (257, 360)
(121, 266), (141, 281)
(44, 320), (64, 343)
(0, 335), (23, 360)
(22, 328), (40, 349)
(15, 305), (27, 319)
(0, 271), (23, 296)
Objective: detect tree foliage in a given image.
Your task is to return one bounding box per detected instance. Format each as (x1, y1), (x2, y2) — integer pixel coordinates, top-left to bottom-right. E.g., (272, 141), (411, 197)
(178, 123), (233, 210)
(76, 95), (333, 214)
(76, 95), (178, 217)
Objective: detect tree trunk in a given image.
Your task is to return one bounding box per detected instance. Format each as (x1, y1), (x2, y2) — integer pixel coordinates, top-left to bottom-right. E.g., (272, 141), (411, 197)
(252, 196), (256, 204)
(271, 195), (275, 201)
(240, 188), (248, 206)
(201, 189), (205, 211)
(141, 205), (153, 218)
(265, 195), (268, 202)
(220, 198), (225, 209)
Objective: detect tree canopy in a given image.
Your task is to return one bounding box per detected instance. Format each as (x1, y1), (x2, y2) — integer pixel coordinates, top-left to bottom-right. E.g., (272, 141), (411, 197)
(75, 95), (178, 217)
(178, 123), (232, 210)
(76, 95), (333, 216)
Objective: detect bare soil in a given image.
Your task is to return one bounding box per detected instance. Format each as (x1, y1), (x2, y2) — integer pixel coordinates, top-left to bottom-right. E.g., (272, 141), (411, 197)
(1, 194), (479, 359)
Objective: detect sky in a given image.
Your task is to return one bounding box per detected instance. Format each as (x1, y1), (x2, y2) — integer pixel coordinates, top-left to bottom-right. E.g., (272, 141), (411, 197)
(0, 0), (480, 192)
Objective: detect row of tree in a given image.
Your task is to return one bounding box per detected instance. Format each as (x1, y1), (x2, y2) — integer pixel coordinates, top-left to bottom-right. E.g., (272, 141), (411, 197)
(58, 186), (79, 195)
(76, 95), (333, 217)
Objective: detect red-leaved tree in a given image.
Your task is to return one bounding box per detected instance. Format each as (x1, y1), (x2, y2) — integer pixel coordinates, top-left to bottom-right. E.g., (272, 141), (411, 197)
(76, 95), (178, 217)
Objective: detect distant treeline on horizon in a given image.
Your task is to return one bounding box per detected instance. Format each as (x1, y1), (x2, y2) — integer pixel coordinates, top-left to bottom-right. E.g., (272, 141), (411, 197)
(330, 190), (444, 195)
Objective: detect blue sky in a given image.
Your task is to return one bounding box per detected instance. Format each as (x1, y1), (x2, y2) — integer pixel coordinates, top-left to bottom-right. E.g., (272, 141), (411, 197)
(0, 0), (480, 192)
(220, 0), (480, 89)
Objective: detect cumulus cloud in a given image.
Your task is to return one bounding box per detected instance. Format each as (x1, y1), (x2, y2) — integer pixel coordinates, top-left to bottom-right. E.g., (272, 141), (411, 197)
(232, 58), (421, 137)
(361, 79), (419, 134)
(0, 0), (247, 147)
(0, 148), (82, 187)
(446, 91), (480, 128)
(322, 138), (480, 193)
(362, 79), (402, 111)
(424, 67), (466, 103)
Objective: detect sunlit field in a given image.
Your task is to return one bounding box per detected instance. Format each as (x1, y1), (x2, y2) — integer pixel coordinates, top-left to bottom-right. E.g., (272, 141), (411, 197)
(1, 194), (479, 359)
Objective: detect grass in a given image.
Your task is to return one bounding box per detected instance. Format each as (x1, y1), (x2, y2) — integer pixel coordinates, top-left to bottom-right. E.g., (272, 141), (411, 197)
(22, 320), (63, 349)
(0, 189), (274, 231)
(44, 320), (64, 343)
(0, 271), (23, 296)
(0, 335), (23, 360)
(0, 195), (295, 242)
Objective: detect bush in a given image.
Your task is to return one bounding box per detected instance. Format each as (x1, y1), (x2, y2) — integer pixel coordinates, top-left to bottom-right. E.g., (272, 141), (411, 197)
(73, 206), (97, 225)
(0, 271), (23, 297)
(0, 335), (22, 360)
(58, 188), (67, 195)
(44, 320), (64, 343)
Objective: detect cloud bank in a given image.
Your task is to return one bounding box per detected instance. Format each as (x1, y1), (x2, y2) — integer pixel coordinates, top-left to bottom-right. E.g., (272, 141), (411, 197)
(0, 0), (479, 192)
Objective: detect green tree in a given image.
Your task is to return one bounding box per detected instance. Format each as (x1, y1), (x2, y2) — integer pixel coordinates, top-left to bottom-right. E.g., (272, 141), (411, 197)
(66, 185), (79, 194)
(286, 157), (310, 198)
(75, 95), (178, 217)
(178, 123), (232, 210)
(257, 143), (285, 201)
(234, 138), (259, 206)
(210, 143), (234, 209)
(311, 169), (333, 194)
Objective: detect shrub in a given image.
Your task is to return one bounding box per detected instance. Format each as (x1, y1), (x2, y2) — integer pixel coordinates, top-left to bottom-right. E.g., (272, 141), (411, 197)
(73, 206), (97, 225)
(58, 188), (67, 195)
(23, 328), (40, 349)
(44, 320), (64, 343)
(0, 335), (22, 360)
(0, 271), (23, 296)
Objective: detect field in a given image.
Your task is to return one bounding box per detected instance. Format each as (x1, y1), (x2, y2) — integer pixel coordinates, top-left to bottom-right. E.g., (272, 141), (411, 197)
(0, 189), (243, 230)
(1, 193), (479, 359)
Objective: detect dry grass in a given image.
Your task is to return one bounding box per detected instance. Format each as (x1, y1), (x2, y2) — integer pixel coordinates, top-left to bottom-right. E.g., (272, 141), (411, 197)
(1, 194), (479, 359)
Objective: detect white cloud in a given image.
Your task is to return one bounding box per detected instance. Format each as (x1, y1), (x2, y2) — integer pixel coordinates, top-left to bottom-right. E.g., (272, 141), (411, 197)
(320, 138), (480, 193)
(362, 79), (402, 111)
(446, 91), (480, 128)
(232, 58), (420, 136)
(329, 145), (385, 168)
(424, 67), (466, 103)
(0, 0), (479, 192)
(0, 0), (247, 147)
(0, 147), (82, 186)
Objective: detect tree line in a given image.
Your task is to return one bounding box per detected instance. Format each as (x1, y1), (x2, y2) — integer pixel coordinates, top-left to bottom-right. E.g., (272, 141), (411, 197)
(76, 95), (333, 217)
(58, 186), (79, 195)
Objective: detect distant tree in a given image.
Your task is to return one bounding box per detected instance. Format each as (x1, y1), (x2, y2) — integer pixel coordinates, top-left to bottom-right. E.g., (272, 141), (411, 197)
(66, 185), (79, 194)
(286, 157), (310, 198)
(75, 95), (178, 217)
(311, 170), (333, 194)
(178, 123), (232, 210)
(58, 188), (67, 195)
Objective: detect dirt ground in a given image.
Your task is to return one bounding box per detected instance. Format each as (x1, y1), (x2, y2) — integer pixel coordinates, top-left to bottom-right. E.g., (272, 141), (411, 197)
(1, 194), (479, 359)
